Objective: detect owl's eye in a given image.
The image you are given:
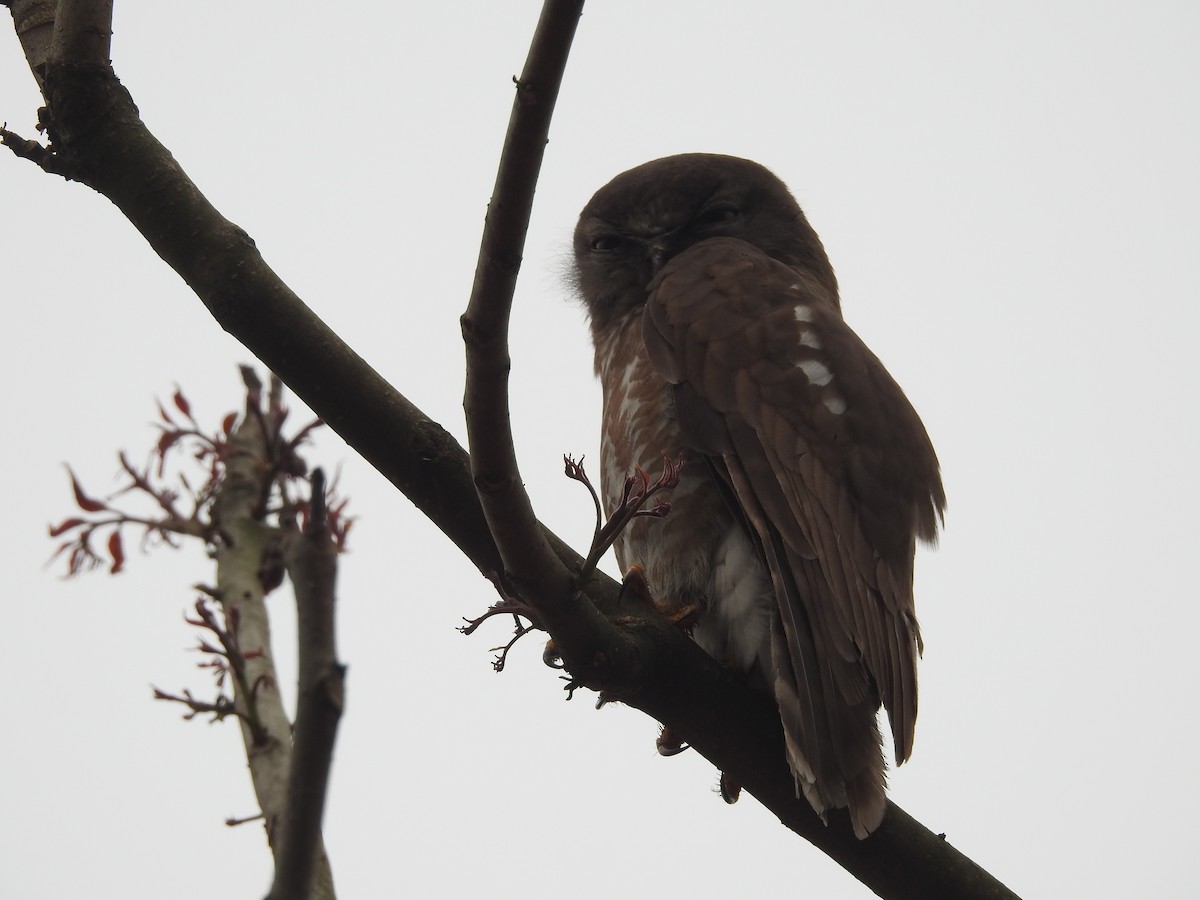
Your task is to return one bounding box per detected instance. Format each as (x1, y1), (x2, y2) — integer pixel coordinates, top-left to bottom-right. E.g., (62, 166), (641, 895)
(590, 234), (624, 252)
(695, 203), (740, 228)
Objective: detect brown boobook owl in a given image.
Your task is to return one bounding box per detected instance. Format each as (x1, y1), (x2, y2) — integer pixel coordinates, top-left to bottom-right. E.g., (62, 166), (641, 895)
(574, 154), (945, 838)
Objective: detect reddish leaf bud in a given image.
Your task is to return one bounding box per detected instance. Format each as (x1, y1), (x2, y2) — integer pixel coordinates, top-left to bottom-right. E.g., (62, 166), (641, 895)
(48, 517), (87, 537)
(173, 387), (194, 421)
(67, 467), (108, 512)
(156, 431), (181, 458)
(107, 531), (125, 574)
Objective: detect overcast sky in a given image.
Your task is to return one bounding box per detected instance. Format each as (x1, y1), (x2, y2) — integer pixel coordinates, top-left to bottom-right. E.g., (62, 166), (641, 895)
(2, 2), (1198, 898)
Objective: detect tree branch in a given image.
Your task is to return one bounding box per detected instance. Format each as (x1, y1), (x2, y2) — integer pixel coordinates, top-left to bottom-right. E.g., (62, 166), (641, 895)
(49, 0), (112, 66)
(461, 0), (582, 611)
(7, 0), (56, 89)
(457, 0), (647, 712)
(269, 469), (344, 900)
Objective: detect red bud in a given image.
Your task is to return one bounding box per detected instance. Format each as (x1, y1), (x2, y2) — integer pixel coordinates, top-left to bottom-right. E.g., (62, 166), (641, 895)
(67, 467), (107, 512)
(107, 531), (125, 574)
(48, 517), (87, 537)
(173, 387), (194, 421)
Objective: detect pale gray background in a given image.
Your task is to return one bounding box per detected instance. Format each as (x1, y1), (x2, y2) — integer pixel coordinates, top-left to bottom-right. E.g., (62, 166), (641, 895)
(2, 2), (1197, 897)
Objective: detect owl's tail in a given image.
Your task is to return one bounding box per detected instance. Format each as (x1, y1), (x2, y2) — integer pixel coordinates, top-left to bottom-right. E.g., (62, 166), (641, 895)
(768, 541), (890, 839)
(772, 640), (887, 837)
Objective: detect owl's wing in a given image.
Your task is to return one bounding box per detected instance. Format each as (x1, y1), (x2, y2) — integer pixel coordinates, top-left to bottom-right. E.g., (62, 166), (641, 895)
(642, 236), (944, 822)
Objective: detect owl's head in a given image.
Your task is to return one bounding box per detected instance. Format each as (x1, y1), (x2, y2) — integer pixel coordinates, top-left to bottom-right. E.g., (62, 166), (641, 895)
(573, 153), (838, 336)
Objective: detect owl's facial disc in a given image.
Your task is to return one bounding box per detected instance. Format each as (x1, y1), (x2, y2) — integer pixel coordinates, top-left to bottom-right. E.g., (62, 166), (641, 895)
(574, 153), (838, 333)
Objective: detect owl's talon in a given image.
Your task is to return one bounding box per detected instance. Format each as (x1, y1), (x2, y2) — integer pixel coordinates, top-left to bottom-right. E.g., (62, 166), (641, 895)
(666, 603), (701, 629)
(622, 565), (701, 630)
(618, 563), (653, 606)
(719, 772), (742, 804)
(542, 638), (563, 669)
(656, 725), (690, 756)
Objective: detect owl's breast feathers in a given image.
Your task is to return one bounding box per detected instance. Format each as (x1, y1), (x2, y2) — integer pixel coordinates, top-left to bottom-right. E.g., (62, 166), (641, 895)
(594, 311), (775, 673)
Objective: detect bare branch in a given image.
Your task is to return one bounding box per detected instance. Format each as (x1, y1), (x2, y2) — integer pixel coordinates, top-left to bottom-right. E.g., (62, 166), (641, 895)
(269, 469), (344, 900)
(151, 686), (238, 723)
(226, 812), (266, 829)
(461, 0), (584, 611)
(49, 0), (112, 66)
(6, 0), (57, 88)
(0, 122), (65, 173)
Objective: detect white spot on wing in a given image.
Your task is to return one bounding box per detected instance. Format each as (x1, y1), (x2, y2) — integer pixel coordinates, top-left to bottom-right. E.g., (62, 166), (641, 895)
(797, 359), (833, 386)
(823, 394), (848, 415)
(798, 330), (822, 350)
(793, 305), (814, 323)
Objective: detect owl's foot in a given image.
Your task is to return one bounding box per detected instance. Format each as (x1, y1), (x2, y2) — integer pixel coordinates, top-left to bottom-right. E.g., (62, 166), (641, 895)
(657, 726), (741, 805)
(720, 771), (742, 804)
(617, 563), (653, 603)
(656, 725), (690, 756)
(542, 637), (563, 669)
(620, 564), (702, 630)
(544, 567), (698, 674)
(665, 603), (702, 629)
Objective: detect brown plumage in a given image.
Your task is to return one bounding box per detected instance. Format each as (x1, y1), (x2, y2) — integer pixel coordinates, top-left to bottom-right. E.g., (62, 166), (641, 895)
(574, 154), (944, 838)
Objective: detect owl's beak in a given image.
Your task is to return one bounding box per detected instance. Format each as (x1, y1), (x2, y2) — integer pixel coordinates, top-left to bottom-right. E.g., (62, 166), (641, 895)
(646, 223), (685, 275)
(648, 243), (668, 274)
